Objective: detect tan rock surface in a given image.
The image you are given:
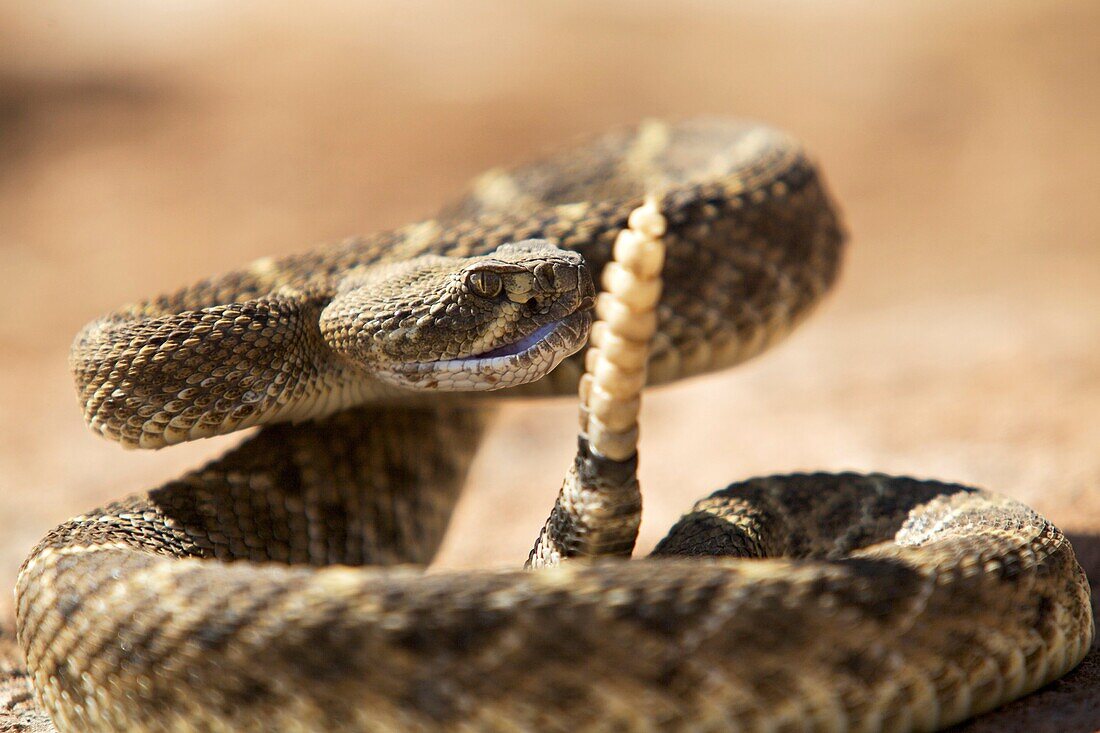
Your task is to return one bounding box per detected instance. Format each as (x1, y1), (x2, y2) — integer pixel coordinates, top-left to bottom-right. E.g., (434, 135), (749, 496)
(1, 1), (1097, 730)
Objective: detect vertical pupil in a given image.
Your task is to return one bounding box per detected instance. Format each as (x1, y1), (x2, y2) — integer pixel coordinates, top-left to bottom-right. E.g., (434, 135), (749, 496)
(470, 271), (499, 297)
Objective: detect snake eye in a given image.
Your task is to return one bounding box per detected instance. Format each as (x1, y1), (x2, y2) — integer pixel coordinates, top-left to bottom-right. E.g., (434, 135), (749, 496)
(466, 269), (503, 299)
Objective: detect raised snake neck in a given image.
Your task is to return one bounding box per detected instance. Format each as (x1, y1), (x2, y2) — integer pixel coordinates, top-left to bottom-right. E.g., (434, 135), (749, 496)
(17, 119), (1094, 732)
(68, 120), (839, 448)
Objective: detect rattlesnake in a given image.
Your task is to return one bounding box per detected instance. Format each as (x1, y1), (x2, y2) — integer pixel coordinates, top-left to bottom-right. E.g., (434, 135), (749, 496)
(15, 119), (1093, 732)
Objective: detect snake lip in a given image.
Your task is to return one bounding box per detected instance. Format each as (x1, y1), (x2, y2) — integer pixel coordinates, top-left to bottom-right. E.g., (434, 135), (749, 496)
(472, 320), (566, 360)
(472, 294), (592, 360)
(450, 308), (592, 369)
(463, 291), (596, 361)
(375, 309), (592, 392)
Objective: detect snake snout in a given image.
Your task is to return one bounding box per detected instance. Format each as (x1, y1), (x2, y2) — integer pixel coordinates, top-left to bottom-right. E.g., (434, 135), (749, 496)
(526, 250), (595, 321)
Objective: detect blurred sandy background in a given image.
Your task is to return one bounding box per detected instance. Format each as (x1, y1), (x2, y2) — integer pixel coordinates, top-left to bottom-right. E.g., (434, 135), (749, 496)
(1, 1), (1099, 729)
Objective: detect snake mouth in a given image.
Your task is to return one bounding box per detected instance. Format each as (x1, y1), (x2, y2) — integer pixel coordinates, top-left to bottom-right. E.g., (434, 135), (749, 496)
(374, 309), (593, 392)
(470, 320), (570, 360)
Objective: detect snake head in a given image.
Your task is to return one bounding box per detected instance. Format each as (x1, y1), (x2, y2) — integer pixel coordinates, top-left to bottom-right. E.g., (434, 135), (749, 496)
(320, 240), (595, 391)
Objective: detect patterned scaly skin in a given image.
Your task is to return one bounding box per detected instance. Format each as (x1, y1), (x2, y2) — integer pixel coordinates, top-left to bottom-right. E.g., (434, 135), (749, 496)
(16, 119), (1093, 732)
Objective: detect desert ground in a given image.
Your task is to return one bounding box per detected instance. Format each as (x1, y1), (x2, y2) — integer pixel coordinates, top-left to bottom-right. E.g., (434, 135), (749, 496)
(1, 1), (1098, 730)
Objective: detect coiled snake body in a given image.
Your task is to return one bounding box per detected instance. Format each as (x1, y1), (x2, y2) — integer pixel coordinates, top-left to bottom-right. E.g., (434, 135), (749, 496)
(16, 120), (1093, 732)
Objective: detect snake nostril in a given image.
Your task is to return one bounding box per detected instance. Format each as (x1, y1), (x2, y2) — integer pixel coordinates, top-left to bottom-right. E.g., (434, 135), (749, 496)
(534, 262), (556, 289)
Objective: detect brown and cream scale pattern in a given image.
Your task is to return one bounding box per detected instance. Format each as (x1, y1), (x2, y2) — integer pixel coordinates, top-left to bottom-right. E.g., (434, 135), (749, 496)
(16, 119), (1092, 732)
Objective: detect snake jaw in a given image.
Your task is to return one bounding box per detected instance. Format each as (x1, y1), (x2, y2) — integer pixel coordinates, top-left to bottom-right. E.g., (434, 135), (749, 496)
(373, 308), (592, 391)
(321, 240), (597, 393)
